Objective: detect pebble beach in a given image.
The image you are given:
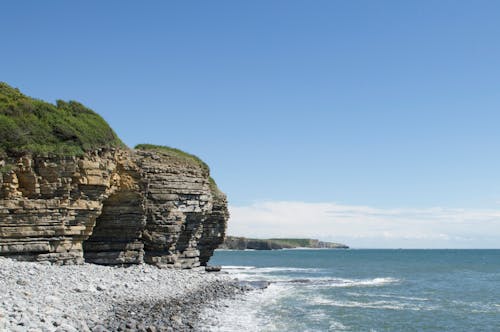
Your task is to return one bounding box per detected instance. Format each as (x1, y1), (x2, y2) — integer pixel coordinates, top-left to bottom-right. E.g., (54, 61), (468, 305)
(0, 257), (244, 332)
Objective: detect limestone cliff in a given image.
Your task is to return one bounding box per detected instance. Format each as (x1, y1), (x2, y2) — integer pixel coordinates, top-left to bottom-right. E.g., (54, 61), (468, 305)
(0, 83), (228, 268)
(0, 148), (228, 268)
(0, 150), (121, 264)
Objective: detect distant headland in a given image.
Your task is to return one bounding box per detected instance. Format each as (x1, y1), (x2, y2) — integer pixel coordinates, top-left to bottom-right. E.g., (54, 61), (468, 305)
(219, 236), (349, 250)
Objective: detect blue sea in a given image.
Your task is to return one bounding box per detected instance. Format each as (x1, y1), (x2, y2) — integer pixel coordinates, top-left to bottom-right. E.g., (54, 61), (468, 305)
(204, 249), (500, 331)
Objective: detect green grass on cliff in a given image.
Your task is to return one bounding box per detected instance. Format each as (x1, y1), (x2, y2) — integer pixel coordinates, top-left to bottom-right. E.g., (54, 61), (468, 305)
(0, 82), (223, 195)
(135, 144), (223, 194)
(0, 82), (124, 157)
(208, 176), (223, 195)
(268, 238), (313, 247)
(134, 144), (210, 172)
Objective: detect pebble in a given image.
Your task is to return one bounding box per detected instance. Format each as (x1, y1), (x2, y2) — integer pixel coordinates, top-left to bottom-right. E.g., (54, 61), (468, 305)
(0, 257), (245, 331)
(16, 279), (28, 286)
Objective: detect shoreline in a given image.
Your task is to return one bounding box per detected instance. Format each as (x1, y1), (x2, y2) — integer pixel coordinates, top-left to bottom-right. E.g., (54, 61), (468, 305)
(0, 257), (247, 332)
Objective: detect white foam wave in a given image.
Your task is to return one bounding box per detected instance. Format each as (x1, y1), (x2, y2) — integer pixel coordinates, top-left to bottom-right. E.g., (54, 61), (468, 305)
(224, 266), (401, 287)
(221, 265), (256, 270)
(329, 320), (349, 331)
(222, 265), (322, 282)
(347, 292), (428, 301)
(311, 297), (431, 311)
(252, 267), (321, 273)
(197, 283), (290, 331)
(451, 300), (500, 313)
(332, 277), (400, 287)
(223, 265), (320, 273)
(290, 277), (401, 288)
(282, 247), (336, 250)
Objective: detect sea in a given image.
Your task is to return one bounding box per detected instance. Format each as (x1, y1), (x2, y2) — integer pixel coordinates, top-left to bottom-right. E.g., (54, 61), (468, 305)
(202, 249), (500, 332)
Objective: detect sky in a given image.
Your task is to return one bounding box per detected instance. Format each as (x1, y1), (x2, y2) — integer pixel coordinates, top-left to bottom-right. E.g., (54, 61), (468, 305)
(1, 1), (500, 248)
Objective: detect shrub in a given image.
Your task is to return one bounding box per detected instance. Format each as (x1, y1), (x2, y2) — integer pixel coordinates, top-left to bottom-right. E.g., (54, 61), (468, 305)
(0, 82), (125, 156)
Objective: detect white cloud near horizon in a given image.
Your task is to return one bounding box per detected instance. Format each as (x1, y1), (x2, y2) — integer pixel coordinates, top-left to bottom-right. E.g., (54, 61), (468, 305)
(228, 201), (500, 248)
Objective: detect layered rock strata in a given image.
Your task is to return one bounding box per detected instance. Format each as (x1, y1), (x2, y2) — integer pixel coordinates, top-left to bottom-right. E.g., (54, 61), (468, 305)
(134, 149), (227, 269)
(198, 190), (228, 266)
(83, 155), (147, 265)
(0, 150), (120, 264)
(0, 148), (228, 268)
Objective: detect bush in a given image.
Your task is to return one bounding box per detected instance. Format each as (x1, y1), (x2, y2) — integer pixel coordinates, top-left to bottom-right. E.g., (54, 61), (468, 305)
(0, 82), (125, 156)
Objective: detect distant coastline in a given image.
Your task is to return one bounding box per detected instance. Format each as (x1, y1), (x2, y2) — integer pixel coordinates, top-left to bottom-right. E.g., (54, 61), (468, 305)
(219, 236), (349, 250)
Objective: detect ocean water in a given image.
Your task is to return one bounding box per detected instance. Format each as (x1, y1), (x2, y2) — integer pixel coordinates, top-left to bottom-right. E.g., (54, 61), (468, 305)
(205, 249), (500, 332)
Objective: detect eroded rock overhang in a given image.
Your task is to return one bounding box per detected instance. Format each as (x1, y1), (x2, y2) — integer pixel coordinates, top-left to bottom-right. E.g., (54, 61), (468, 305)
(0, 148), (228, 268)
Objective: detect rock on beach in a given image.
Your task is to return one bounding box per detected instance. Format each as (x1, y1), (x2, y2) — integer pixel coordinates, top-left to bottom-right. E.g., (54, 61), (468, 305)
(0, 257), (243, 331)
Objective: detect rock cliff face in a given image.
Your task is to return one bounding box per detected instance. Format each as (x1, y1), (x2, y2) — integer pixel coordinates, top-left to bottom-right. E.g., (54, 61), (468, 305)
(132, 149), (227, 269)
(220, 236), (348, 250)
(0, 82), (228, 268)
(0, 148), (228, 268)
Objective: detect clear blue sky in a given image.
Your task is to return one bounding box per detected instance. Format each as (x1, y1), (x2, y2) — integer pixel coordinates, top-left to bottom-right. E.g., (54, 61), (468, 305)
(2, 1), (500, 246)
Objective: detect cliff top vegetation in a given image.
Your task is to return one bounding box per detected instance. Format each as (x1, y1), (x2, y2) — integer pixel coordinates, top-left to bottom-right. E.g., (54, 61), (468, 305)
(135, 144), (223, 194)
(221, 236), (349, 249)
(0, 82), (221, 192)
(134, 143), (210, 172)
(0, 82), (124, 157)
(268, 238), (315, 247)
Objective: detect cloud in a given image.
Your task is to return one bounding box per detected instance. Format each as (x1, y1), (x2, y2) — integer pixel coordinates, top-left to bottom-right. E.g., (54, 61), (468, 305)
(227, 201), (500, 248)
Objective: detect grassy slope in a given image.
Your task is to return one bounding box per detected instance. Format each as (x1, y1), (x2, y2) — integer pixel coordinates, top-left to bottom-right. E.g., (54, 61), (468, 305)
(0, 82), (124, 157)
(0, 82), (222, 194)
(223, 236), (348, 249)
(268, 238), (312, 247)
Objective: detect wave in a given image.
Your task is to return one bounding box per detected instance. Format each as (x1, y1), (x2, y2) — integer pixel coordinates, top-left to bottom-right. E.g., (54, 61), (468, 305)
(221, 265), (256, 270)
(281, 247), (338, 250)
(222, 265), (401, 288)
(450, 300), (500, 313)
(222, 265), (322, 280)
(347, 292), (428, 301)
(223, 266), (320, 272)
(332, 277), (400, 287)
(276, 277), (401, 288)
(250, 267), (321, 273)
(311, 297), (432, 311)
(197, 283), (290, 331)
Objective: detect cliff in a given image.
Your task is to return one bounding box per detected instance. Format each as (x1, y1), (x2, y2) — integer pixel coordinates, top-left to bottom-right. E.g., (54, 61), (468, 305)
(220, 236), (348, 250)
(0, 83), (228, 268)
